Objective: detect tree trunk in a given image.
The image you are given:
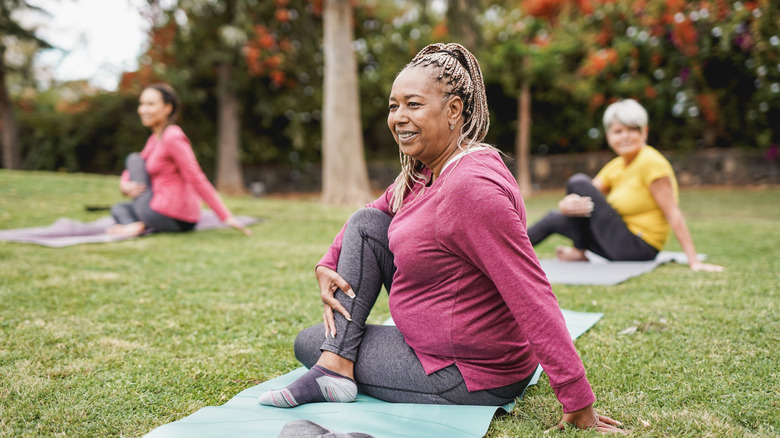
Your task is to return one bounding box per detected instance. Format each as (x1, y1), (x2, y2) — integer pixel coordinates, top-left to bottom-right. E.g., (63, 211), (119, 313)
(515, 80), (532, 197)
(446, 0), (480, 49)
(321, 0), (372, 206)
(0, 45), (21, 170)
(215, 61), (246, 195)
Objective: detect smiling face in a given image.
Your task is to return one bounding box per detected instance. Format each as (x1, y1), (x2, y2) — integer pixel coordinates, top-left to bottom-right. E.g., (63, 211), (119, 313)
(387, 67), (462, 172)
(138, 88), (172, 133)
(605, 121), (648, 163)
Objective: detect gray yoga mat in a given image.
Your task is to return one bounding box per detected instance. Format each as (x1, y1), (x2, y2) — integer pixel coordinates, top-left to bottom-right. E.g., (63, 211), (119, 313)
(0, 210), (261, 247)
(540, 251), (705, 285)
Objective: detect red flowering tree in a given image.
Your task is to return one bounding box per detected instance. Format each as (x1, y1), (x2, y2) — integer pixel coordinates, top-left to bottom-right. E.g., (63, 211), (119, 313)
(129, 0), (326, 194)
(133, 0), (413, 200)
(561, 0), (780, 150)
(482, 0), (779, 173)
(15, 0), (778, 185)
(481, 0), (589, 195)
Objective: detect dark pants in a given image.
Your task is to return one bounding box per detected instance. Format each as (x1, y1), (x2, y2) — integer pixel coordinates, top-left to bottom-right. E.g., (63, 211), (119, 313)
(527, 173), (658, 261)
(294, 208), (534, 405)
(110, 153), (195, 232)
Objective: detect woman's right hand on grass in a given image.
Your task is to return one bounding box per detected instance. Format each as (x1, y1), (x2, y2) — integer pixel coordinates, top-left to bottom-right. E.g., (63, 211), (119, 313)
(690, 260), (725, 272)
(547, 404), (627, 434)
(315, 266), (355, 338)
(224, 216), (252, 236)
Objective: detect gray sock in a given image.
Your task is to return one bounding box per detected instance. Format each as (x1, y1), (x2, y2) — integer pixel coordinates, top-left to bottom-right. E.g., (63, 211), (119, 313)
(258, 365), (357, 408)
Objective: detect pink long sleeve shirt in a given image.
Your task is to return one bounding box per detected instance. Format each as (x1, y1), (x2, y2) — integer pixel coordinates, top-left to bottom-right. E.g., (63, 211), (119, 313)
(319, 149), (595, 413)
(121, 125), (232, 223)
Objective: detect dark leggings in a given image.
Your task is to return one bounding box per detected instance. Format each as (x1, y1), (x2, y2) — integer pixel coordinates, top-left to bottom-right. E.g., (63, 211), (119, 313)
(110, 153), (195, 232)
(527, 173), (658, 261)
(294, 208), (534, 406)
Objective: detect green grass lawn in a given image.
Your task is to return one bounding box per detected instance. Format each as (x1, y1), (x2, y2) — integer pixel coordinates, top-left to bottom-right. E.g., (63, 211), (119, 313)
(0, 170), (777, 437)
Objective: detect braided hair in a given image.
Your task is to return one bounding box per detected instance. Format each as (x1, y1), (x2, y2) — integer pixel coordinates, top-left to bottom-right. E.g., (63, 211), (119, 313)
(390, 43), (492, 213)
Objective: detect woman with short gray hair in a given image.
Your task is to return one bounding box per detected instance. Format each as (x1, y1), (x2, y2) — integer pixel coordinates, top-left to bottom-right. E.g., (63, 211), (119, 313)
(528, 98), (723, 272)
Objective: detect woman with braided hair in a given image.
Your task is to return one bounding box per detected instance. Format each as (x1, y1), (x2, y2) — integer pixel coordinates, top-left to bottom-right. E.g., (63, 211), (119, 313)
(259, 44), (625, 433)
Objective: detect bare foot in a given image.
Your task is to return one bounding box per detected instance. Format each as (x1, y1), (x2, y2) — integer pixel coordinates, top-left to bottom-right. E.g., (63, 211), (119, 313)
(106, 222), (146, 237)
(555, 246), (589, 262)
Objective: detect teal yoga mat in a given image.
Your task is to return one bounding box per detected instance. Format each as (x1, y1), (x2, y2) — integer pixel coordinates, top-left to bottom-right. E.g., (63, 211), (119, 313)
(144, 309), (603, 438)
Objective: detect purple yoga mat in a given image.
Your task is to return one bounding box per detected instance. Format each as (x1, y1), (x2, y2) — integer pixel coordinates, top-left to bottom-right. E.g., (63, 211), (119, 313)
(0, 210), (261, 248)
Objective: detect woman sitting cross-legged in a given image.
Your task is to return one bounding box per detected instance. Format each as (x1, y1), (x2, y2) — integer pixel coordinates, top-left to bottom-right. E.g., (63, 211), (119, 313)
(258, 43), (626, 434)
(527, 98), (723, 272)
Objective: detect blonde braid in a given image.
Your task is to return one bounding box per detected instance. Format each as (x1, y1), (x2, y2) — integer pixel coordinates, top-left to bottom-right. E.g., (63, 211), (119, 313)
(390, 43), (492, 214)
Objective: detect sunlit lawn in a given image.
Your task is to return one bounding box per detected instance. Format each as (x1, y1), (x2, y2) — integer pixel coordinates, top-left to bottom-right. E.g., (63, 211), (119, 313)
(0, 170), (777, 437)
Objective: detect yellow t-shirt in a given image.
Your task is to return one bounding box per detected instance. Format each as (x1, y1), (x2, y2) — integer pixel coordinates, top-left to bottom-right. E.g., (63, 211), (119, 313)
(595, 145), (678, 250)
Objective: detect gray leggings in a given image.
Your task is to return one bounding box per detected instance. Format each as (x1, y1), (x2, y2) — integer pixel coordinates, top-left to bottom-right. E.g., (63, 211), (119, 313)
(111, 153), (195, 232)
(527, 173), (658, 261)
(294, 208), (534, 406)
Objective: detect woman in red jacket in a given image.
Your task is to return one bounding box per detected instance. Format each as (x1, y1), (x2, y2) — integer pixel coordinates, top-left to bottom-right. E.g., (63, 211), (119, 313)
(108, 84), (250, 237)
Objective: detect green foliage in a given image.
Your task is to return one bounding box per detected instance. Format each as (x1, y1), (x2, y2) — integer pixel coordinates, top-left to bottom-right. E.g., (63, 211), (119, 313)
(10, 0), (780, 175)
(353, 1), (442, 157)
(0, 0), (52, 47)
(145, 0), (326, 173)
(480, 0), (780, 154)
(15, 90), (147, 173)
(149, 0), (443, 169)
(0, 170), (778, 437)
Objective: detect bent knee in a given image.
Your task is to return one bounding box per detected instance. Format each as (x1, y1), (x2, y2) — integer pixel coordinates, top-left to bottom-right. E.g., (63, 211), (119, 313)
(125, 152), (143, 167)
(566, 173), (593, 194)
(349, 208), (390, 223)
(346, 208), (392, 233)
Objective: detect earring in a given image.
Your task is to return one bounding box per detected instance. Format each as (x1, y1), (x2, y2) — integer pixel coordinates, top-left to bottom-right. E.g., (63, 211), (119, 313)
(449, 124), (455, 130)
